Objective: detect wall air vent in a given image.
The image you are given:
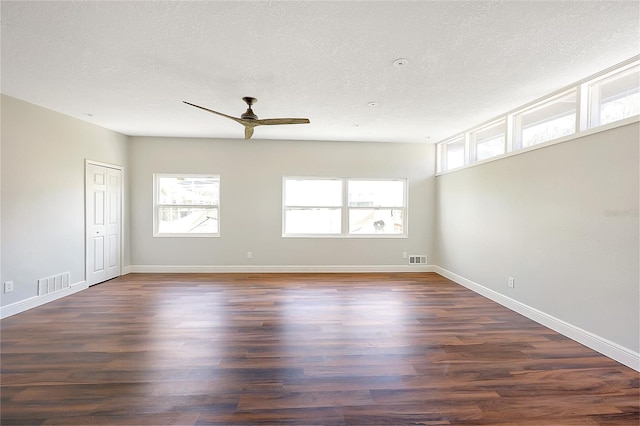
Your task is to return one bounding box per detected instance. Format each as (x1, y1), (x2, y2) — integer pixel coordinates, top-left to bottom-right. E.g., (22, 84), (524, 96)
(409, 255), (427, 265)
(38, 272), (70, 296)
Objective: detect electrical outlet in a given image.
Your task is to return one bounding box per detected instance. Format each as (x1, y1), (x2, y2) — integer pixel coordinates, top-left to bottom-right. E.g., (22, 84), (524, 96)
(508, 277), (515, 288)
(4, 281), (14, 293)
(402, 252), (408, 259)
(247, 251), (253, 259)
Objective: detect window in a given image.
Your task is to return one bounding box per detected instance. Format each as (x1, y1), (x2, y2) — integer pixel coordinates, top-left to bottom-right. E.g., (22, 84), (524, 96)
(283, 178), (342, 235)
(472, 119), (506, 161)
(153, 174), (220, 237)
(440, 136), (465, 172)
(283, 177), (407, 237)
(348, 180), (405, 235)
(588, 64), (640, 127)
(515, 90), (577, 148)
(436, 57), (639, 174)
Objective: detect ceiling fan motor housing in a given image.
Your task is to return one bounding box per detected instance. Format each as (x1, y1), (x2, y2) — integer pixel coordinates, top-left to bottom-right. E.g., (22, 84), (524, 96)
(241, 108), (258, 120)
(241, 97), (258, 120)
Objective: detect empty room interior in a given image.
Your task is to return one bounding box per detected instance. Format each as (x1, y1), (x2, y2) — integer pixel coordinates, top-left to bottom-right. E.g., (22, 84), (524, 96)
(1, 1), (639, 425)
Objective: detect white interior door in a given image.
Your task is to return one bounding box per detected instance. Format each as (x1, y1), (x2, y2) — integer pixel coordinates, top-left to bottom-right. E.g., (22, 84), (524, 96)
(86, 163), (122, 286)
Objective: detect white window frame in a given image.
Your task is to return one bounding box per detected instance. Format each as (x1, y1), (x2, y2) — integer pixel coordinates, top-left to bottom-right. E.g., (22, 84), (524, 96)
(469, 118), (507, 163)
(436, 55), (639, 175)
(282, 177), (408, 238)
(282, 177), (343, 236)
(153, 173), (220, 238)
(439, 136), (466, 172)
(586, 62), (640, 128)
(512, 88), (578, 150)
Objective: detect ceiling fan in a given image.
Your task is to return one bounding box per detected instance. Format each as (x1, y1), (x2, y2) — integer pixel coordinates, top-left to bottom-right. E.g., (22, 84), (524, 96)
(183, 97), (310, 139)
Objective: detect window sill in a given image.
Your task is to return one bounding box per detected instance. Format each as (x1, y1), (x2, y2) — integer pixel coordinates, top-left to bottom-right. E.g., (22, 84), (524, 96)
(282, 234), (408, 239)
(153, 233), (220, 238)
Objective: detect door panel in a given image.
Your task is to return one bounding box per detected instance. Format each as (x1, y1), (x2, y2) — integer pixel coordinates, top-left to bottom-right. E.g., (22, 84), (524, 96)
(107, 234), (118, 269)
(93, 237), (105, 272)
(87, 164), (107, 285)
(94, 191), (105, 225)
(105, 169), (121, 280)
(86, 163), (121, 285)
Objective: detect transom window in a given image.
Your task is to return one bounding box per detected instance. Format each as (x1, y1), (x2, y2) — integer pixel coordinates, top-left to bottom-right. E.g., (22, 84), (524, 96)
(442, 137), (465, 171)
(153, 174), (220, 237)
(517, 90), (577, 149)
(589, 64), (640, 127)
(283, 177), (407, 237)
(437, 57), (639, 173)
(472, 119), (506, 162)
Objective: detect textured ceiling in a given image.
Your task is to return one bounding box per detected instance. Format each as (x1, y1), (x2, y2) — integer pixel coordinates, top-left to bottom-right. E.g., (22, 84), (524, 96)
(2, 1), (639, 143)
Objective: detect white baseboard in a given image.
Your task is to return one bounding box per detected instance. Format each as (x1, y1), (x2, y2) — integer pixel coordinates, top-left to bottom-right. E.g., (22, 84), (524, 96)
(1, 281), (88, 319)
(433, 266), (640, 372)
(128, 264), (435, 273)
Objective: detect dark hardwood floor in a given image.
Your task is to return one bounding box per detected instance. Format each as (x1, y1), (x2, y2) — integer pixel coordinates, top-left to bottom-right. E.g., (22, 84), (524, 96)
(1, 273), (638, 425)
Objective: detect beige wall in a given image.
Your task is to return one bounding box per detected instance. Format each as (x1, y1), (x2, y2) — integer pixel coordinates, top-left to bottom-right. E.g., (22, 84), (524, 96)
(128, 136), (435, 270)
(434, 122), (640, 353)
(1, 95), (129, 306)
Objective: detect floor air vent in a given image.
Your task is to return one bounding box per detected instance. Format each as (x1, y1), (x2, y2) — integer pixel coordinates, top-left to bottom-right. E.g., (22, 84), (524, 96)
(409, 255), (427, 265)
(38, 272), (70, 296)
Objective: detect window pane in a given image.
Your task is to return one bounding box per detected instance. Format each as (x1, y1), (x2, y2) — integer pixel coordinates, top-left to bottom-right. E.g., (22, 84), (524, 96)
(349, 209), (404, 234)
(158, 177), (219, 205)
(348, 180), (404, 207)
(520, 91), (576, 148)
(596, 66), (640, 125)
(284, 179), (342, 207)
(445, 138), (465, 170)
(474, 120), (505, 161)
(284, 208), (341, 234)
(158, 207), (218, 234)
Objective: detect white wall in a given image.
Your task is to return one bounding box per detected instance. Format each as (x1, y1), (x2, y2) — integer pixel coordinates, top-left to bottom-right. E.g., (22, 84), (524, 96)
(434, 122), (640, 357)
(1, 95), (129, 307)
(129, 136), (435, 271)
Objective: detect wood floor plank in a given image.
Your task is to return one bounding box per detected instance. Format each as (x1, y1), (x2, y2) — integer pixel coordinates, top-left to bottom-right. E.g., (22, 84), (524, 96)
(1, 272), (638, 424)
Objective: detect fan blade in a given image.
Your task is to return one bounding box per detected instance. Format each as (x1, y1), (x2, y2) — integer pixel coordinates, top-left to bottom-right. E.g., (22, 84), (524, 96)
(254, 118), (310, 126)
(184, 100), (309, 139)
(183, 101), (246, 125)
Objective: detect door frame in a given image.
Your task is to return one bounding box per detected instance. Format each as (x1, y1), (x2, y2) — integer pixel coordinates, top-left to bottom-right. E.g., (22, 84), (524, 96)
(85, 159), (124, 284)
